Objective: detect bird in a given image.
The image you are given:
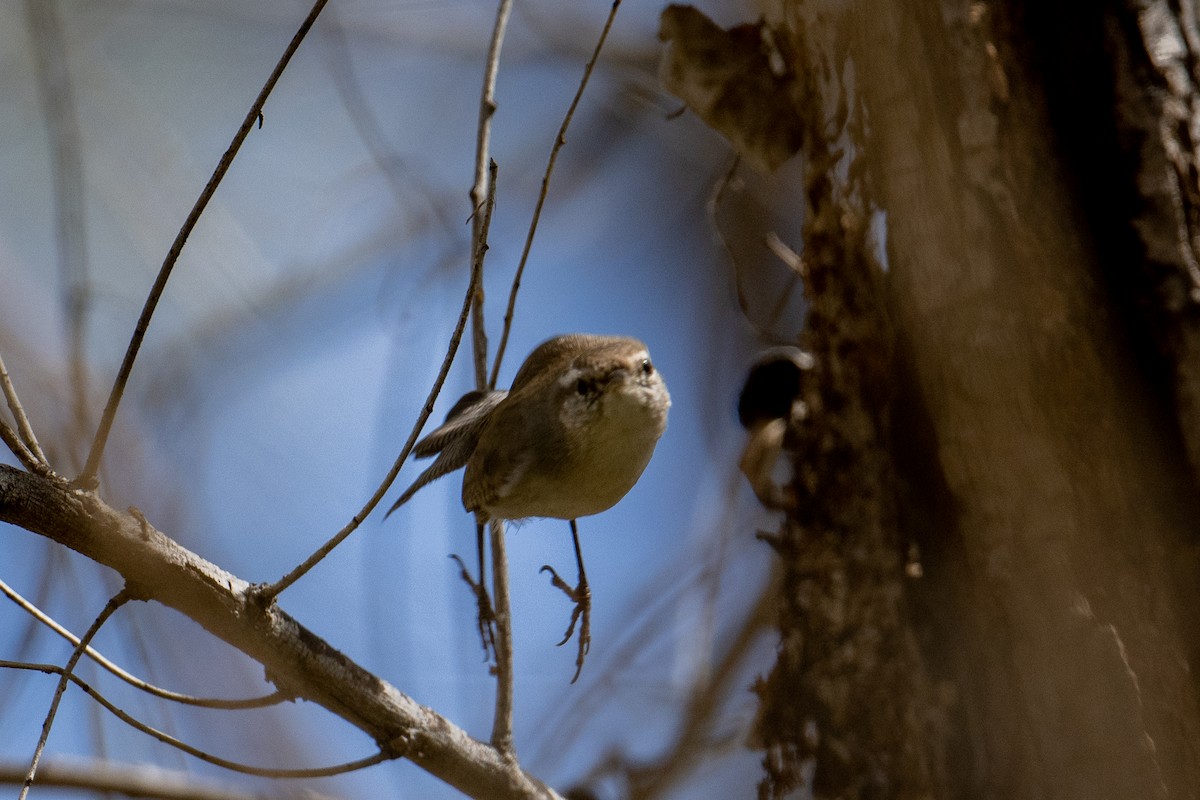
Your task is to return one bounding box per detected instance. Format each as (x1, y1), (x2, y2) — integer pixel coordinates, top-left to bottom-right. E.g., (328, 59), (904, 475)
(386, 333), (671, 681)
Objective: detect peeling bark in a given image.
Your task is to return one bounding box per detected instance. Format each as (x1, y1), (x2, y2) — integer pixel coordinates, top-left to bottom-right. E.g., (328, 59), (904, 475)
(745, 1), (1200, 798)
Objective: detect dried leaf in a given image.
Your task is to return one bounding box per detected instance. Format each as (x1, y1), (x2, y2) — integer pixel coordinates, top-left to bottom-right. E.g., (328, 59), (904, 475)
(658, 4), (804, 172)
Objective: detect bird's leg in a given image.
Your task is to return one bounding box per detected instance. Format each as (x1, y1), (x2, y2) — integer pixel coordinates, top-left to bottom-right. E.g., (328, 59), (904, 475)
(539, 519), (591, 682)
(451, 522), (496, 660)
(475, 522), (497, 657)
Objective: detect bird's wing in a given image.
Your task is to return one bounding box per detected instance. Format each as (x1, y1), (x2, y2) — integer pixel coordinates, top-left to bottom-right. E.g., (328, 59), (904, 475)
(461, 433), (528, 518)
(384, 390), (507, 518)
(461, 387), (567, 518)
(414, 390), (507, 456)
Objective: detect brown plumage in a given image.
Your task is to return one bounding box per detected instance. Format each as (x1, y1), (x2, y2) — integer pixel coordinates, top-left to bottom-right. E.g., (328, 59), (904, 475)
(384, 333), (670, 683)
(387, 333), (670, 523)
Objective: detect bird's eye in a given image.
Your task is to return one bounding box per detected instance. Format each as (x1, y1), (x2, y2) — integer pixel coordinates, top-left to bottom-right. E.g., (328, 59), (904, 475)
(640, 359), (654, 377)
(576, 378), (592, 396)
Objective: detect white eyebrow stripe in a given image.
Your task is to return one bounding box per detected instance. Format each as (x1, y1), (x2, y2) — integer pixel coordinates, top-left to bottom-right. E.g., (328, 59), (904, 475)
(558, 367), (585, 389)
(554, 348), (650, 389)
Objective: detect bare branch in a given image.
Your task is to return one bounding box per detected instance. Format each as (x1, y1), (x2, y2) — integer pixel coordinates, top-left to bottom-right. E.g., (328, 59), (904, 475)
(0, 756), (342, 800)
(78, 0), (331, 487)
(2, 660), (386, 779)
(471, 158), (501, 384)
(468, 0), (514, 388)
(0, 466), (563, 799)
(20, 588), (131, 800)
(490, 0), (623, 389)
(464, 158), (516, 755)
(704, 156), (756, 325)
(0, 576), (286, 710)
(0, 419), (49, 477)
(488, 519), (515, 756)
(0, 352), (49, 468)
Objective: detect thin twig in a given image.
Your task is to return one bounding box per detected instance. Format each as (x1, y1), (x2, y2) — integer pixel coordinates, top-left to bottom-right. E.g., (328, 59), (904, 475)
(489, 0), (624, 389)
(0, 352), (49, 467)
(708, 156), (803, 342)
(259, 160), (499, 601)
(468, 156), (499, 400)
(465, 9), (515, 736)
(765, 230), (806, 276)
(0, 756), (344, 800)
(470, 1), (511, 222)
(0, 554), (58, 734)
(470, 271), (489, 389)
(488, 519), (515, 756)
(1, 660), (388, 779)
(469, 0), (513, 388)
(762, 232), (804, 334)
(466, 162), (516, 755)
(471, 156), (501, 392)
(21, 588), (131, 800)
(78, 0), (331, 487)
(705, 155), (755, 319)
(0, 420), (51, 477)
(0, 577), (286, 710)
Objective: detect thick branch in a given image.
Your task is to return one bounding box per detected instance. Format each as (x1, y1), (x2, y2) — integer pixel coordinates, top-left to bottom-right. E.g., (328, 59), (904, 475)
(0, 465), (560, 800)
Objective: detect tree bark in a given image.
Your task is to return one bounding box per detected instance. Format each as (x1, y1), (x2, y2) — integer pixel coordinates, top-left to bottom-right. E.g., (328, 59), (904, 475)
(752, 1), (1200, 798)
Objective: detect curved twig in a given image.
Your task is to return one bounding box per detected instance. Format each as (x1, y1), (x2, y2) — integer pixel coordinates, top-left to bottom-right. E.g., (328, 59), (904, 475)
(0, 756), (343, 800)
(2, 660), (387, 779)
(0, 577), (286, 710)
(0, 352), (49, 468)
(20, 588), (131, 799)
(0, 420), (50, 477)
(468, 0), (514, 387)
(488, 519), (515, 755)
(465, 5), (516, 743)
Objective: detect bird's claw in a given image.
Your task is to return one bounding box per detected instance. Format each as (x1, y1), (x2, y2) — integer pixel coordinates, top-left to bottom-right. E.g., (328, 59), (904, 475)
(450, 554), (497, 661)
(540, 564), (591, 683)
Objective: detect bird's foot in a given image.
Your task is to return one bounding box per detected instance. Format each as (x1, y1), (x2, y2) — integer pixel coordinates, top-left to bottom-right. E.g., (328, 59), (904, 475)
(539, 564), (591, 683)
(450, 554), (496, 661)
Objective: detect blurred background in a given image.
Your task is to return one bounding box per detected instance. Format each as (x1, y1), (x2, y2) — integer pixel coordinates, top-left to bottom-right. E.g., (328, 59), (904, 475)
(0, 0), (807, 796)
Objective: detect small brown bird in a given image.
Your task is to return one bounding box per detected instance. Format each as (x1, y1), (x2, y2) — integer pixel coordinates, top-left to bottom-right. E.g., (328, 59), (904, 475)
(386, 333), (671, 680)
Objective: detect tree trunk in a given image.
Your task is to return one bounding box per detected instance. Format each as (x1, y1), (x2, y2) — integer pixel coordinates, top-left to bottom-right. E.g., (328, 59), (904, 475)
(752, 1), (1200, 798)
